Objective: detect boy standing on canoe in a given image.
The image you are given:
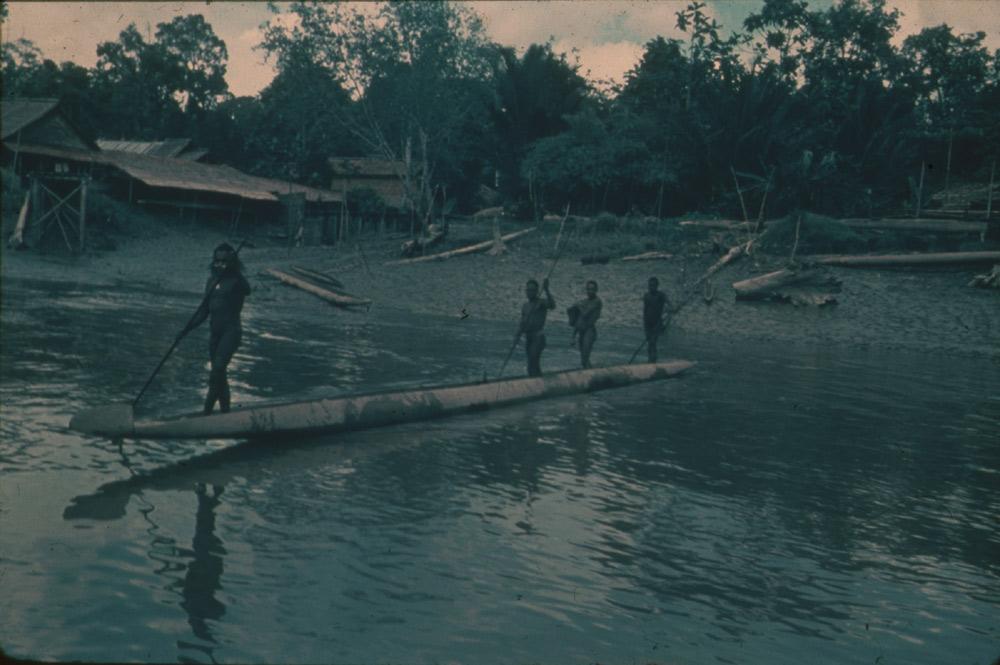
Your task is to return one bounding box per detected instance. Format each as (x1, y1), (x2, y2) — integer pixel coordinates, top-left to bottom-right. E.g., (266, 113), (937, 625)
(180, 243), (251, 414)
(569, 280), (602, 369)
(517, 278), (556, 377)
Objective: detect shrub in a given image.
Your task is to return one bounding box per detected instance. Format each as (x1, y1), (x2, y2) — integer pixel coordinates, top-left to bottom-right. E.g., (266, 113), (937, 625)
(594, 212), (619, 234)
(756, 212), (866, 255)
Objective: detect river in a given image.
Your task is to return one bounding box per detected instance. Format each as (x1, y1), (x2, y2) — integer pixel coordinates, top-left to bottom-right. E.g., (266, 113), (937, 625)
(1, 273), (998, 664)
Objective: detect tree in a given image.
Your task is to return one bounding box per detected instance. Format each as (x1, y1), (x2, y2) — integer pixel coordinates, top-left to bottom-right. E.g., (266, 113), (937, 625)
(1, 38), (44, 98)
(260, 1), (494, 227)
(489, 43), (592, 207)
(155, 14), (229, 114)
(251, 49), (358, 185)
(521, 106), (660, 215)
(92, 15), (230, 139)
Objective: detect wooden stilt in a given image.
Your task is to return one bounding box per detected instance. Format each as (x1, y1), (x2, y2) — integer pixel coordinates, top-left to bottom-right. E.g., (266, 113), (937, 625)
(79, 177), (87, 251)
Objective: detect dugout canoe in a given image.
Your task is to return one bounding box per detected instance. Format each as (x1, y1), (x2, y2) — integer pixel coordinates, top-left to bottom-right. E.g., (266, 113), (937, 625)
(69, 360), (695, 441)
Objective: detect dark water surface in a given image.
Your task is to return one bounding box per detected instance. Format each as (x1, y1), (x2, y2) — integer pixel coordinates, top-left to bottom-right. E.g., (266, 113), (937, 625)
(1, 275), (998, 664)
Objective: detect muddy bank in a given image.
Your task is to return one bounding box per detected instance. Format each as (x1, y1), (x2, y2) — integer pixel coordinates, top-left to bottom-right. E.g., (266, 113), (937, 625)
(2, 217), (998, 362)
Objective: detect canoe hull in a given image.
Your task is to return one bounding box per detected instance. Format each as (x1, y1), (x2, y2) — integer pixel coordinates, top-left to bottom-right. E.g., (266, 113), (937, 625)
(87, 361), (695, 441)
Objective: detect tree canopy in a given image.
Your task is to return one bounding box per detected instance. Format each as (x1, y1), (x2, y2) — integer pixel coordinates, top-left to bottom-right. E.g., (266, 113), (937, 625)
(2, 0), (998, 220)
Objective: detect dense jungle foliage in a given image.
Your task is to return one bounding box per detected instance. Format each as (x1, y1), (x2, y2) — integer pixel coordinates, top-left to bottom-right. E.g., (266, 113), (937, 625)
(3, 0), (998, 221)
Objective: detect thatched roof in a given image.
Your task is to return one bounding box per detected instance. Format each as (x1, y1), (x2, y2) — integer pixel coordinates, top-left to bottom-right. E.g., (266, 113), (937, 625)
(96, 138), (205, 160)
(3, 142), (341, 204)
(2, 97), (339, 204)
(329, 156), (413, 207)
(100, 150), (341, 203)
(1, 97), (97, 151)
(330, 157), (407, 178)
(1, 98), (61, 139)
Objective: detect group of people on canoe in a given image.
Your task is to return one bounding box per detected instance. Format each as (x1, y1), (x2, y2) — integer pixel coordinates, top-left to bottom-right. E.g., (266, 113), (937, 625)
(184, 243), (677, 416)
(515, 275), (674, 378)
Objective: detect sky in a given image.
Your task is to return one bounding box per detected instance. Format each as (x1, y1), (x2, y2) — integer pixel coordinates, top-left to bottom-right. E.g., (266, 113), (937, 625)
(3, 1), (1000, 97)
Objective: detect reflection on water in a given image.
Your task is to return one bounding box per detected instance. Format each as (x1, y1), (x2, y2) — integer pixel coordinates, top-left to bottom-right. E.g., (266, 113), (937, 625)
(2, 275), (1000, 664)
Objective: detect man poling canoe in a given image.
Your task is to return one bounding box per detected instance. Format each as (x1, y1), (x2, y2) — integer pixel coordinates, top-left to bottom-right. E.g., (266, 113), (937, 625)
(181, 242), (251, 415)
(497, 205), (571, 379)
(69, 240), (248, 437)
(510, 277), (557, 378)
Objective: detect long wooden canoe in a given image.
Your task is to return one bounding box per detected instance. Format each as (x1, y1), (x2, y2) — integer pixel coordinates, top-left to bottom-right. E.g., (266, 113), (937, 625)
(69, 361), (694, 441)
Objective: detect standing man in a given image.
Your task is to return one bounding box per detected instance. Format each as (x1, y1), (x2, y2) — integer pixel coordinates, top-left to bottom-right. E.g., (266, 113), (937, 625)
(180, 243), (251, 415)
(516, 278), (556, 377)
(643, 277), (670, 363)
(570, 280), (602, 369)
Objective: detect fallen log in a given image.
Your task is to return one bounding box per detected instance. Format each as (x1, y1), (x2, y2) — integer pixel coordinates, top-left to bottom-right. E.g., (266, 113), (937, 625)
(385, 227), (536, 265)
(400, 223), (447, 257)
(808, 250), (1000, 268)
(621, 251), (674, 262)
(701, 240), (751, 282)
(898, 210), (989, 220)
(472, 206), (506, 219)
(968, 264), (1000, 289)
(265, 268), (371, 308)
(289, 265), (345, 290)
(732, 266), (841, 301)
(679, 219), (754, 231)
(838, 218), (987, 233)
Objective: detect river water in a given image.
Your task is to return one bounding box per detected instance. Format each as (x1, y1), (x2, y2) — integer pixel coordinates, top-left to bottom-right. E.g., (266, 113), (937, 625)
(1, 273), (998, 664)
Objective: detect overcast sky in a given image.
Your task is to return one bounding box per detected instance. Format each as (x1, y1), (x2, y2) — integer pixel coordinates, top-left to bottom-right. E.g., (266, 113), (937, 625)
(3, 1), (999, 97)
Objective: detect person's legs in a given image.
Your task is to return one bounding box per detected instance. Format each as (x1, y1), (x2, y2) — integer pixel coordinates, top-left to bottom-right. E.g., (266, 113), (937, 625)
(203, 332), (221, 415)
(646, 330), (658, 363)
(579, 328), (596, 368)
(205, 328), (241, 414)
(526, 333), (546, 377)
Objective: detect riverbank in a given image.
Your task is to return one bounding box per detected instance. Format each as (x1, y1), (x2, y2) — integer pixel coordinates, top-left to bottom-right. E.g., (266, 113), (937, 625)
(2, 214), (998, 362)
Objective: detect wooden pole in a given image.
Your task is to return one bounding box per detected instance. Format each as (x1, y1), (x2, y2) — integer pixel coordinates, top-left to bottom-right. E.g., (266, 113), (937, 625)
(79, 177), (87, 251)
(731, 166), (749, 224)
(30, 177), (39, 245)
(915, 161), (926, 219)
(987, 158), (996, 221)
(944, 128), (954, 207)
(8, 191), (30, 248)
(789, 212), (802, 263)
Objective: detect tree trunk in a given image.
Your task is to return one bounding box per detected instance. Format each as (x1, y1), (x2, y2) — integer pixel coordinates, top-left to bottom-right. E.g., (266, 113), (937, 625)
(944, 128), (954, 207)
(809, 251), (1000, 268)
(732, 267), (841, 303)
(621, 251), (674, 262)
(968, 264), (1000, 289)
(265, 268), (371, 308)
(915, 161), (926, 219)
(838, 218), (986, 233)
(387, 228), (535, 265)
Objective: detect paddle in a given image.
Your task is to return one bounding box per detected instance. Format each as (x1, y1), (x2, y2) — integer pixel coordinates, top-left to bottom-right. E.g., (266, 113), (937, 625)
(69, 240), (246, 436)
